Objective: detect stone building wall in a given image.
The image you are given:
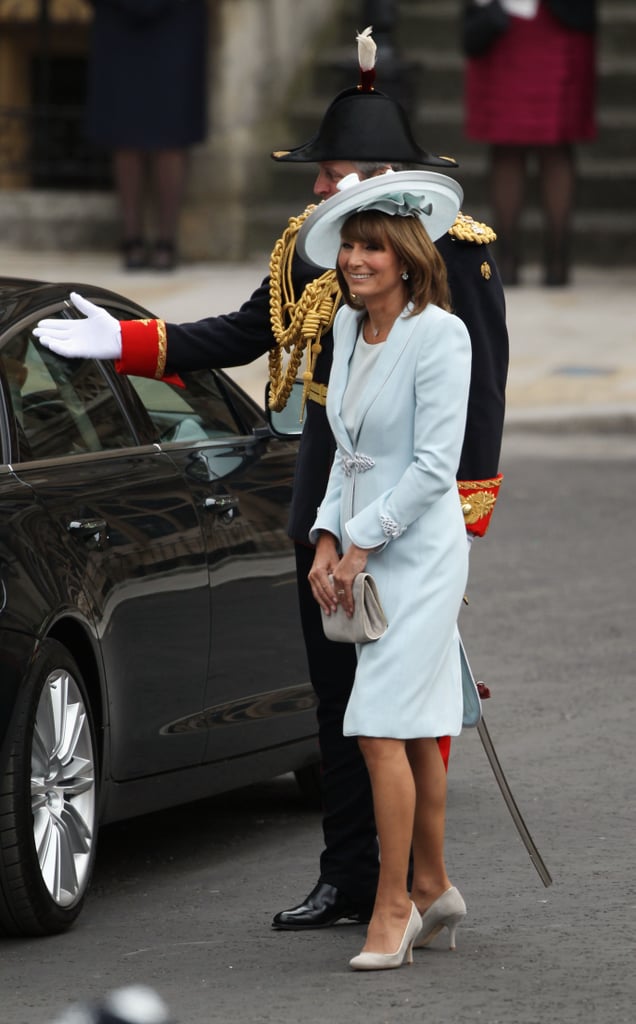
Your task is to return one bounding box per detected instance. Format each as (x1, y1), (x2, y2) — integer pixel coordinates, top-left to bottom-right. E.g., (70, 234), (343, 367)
(187, 0), (340, 258)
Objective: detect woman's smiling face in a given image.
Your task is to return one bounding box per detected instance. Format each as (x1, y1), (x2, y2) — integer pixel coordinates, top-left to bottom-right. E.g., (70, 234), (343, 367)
(337, 231), (407, 306)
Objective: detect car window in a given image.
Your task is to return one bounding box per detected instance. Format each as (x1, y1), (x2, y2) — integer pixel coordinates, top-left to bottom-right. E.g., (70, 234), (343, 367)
(2, 327), (136, 460)
(127, 372), (245, 443)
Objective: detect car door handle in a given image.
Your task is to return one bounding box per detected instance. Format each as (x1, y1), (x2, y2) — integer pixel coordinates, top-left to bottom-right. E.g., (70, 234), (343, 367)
(67, 518), (107, 539)
(203, 495), (239, 516)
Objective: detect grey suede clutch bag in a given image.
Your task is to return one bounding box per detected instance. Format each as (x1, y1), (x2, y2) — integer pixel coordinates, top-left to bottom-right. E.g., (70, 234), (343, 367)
(321, 572), (388, 644)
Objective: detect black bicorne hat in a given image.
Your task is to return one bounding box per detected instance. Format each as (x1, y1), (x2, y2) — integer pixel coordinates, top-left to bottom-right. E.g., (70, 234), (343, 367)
(272, 28), (458, 169)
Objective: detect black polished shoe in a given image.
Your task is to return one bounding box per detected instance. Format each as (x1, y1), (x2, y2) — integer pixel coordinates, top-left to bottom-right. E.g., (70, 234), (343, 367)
(272, 881), (373, 930)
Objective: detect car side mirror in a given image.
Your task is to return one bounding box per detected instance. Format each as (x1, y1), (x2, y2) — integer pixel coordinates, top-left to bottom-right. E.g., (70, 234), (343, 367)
(265, 379), (305, 438)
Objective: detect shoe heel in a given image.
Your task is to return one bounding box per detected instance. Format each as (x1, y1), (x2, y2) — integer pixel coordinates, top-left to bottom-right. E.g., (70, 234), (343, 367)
(414, 886), (467, 951)
(446, 912), (464, 950)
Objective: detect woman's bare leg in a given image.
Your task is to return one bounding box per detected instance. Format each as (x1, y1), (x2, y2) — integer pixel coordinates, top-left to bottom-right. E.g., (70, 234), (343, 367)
(407, 736), (452, 912)
(357, 736), (414, 953)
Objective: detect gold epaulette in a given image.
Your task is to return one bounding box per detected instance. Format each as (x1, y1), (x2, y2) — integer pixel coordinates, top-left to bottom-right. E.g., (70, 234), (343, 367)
(449, 211), (497, 245)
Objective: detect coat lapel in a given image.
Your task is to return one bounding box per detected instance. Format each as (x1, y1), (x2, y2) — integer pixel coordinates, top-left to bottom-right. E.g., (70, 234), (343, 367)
(350, 310), (421, 443)
(329, 307), (423, 449)
(327, 310), (359, 451)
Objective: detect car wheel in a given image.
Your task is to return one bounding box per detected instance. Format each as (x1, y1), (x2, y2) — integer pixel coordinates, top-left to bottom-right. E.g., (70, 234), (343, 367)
(0, 639), (99, 937)
(294, 763), (322, 809)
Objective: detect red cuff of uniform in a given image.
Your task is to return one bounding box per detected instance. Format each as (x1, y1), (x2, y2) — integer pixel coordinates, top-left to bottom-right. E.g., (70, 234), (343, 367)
(115, 319), (184, 387)
(116, 318), (166, 378)
(457, 473), (503, 537)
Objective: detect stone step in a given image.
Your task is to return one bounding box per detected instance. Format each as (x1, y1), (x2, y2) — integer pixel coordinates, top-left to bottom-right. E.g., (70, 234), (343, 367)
(0, 190), (118, 251)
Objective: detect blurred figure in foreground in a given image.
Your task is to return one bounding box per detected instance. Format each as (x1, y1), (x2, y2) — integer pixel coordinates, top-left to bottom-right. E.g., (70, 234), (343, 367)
(48, 985), (175, 1024)
(85, 0), (208, 271)
(464, 0), (597, 286)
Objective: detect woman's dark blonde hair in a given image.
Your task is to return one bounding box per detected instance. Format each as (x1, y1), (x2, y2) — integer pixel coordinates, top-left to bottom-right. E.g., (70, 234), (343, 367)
(335, 210), (451, 314)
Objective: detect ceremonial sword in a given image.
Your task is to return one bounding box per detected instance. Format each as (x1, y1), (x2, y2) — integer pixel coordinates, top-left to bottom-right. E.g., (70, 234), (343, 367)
(460, 636), (553, 888)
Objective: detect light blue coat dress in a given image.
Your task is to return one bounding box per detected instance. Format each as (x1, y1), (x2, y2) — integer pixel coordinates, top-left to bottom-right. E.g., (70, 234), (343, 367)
(309, 302), (472, 739)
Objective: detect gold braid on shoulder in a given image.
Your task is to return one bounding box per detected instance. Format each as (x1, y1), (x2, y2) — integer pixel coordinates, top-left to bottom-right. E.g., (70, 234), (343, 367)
(268, 205), (342, 413)
(448, 211), (497, 245)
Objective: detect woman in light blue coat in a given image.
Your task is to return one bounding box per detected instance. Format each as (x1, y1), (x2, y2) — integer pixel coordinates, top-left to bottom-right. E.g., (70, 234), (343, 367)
(298, 171), (472, 971)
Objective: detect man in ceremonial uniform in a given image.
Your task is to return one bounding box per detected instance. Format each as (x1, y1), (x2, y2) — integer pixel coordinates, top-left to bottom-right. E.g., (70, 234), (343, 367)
(36, 30), (508, 932)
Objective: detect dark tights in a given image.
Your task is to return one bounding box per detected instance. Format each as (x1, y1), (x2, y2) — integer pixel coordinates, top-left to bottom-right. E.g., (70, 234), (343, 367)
(113, 148), (189, 265)
(490, 143), (575, 286)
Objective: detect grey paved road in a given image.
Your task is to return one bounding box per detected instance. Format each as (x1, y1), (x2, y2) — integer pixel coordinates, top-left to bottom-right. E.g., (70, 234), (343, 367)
(1, 429), (634, 1024)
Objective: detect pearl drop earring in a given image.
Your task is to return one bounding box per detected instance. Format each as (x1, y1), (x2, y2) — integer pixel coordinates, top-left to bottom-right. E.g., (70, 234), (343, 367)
(401, 271), (409, 281)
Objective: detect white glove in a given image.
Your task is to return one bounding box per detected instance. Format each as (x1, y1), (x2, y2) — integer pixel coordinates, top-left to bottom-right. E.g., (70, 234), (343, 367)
(33, 292), (122, 360)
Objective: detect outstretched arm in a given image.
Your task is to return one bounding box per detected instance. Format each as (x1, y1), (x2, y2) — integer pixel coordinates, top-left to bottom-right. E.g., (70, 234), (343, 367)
(33, 275), (275, 371)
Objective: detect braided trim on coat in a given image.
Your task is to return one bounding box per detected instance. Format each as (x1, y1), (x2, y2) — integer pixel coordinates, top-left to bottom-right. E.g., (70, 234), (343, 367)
(380, 514), (406, 539)
(268, 205), (342, 413)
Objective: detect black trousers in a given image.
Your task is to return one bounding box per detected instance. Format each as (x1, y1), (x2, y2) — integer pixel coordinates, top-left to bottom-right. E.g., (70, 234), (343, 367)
(294, 543), (379, 907)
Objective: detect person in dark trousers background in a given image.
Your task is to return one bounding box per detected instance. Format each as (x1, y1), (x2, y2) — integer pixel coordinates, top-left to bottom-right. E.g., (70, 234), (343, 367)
(36, 29), (508, 934)
(85, 0), (208, 271)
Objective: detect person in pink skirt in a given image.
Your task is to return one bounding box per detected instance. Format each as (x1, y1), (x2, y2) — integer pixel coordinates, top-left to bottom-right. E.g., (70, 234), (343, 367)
(464, 0), (597, 286)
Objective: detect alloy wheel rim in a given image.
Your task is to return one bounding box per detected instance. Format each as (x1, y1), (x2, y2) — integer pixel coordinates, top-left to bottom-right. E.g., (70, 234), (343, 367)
(30, 669), (96, 907)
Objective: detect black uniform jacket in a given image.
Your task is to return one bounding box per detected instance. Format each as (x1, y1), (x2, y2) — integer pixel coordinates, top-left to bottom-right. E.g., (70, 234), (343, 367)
(164, 231), (509, 546)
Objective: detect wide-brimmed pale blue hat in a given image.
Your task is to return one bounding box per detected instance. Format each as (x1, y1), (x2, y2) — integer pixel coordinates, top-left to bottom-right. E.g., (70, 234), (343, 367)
(296, 169), (464, 270)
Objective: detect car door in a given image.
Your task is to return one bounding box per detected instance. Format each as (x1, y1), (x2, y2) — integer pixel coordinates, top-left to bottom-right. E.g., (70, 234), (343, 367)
(1, 318), (210, 780)
(124, 369), (314, 763)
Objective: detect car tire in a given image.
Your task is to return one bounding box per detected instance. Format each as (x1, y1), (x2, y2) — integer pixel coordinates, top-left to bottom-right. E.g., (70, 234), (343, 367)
(0, 639), (99, 937)
(294, 763), (322, 810)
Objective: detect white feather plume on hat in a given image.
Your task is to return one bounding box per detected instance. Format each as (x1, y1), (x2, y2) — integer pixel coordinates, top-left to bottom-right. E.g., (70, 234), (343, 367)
(356, 26), (377, 72)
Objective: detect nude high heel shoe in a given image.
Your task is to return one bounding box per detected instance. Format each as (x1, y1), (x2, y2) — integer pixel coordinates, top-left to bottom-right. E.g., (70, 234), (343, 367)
(413, 886), (466, 950)
(349, 902), (422, 971)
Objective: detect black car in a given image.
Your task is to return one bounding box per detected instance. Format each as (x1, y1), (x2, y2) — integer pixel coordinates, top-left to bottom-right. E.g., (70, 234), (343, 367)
(0, 277), (318, 938)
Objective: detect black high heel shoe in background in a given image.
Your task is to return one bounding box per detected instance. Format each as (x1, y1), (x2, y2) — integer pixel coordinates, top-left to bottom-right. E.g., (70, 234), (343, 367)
(121, 238), (148, 270)
(150, 240), (177, 271)
(543, 238), (570, 287)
